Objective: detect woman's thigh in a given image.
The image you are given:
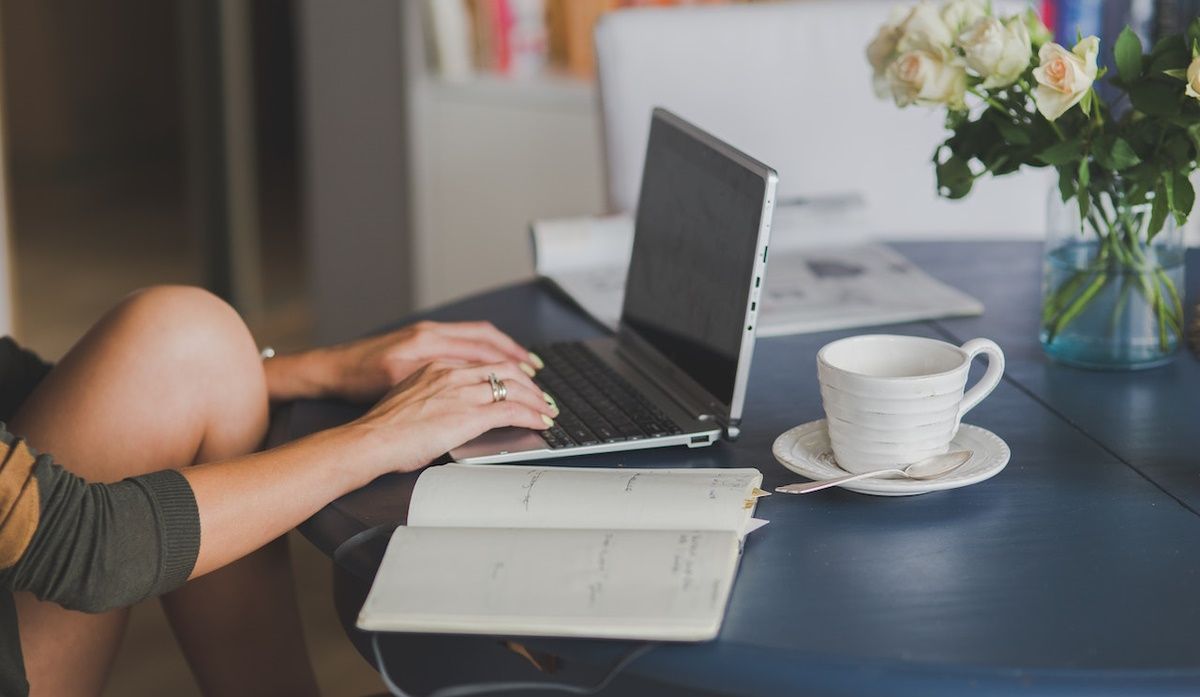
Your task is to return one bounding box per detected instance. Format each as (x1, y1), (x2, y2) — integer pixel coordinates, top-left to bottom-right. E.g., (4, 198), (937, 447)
(11, 286), (270, 697)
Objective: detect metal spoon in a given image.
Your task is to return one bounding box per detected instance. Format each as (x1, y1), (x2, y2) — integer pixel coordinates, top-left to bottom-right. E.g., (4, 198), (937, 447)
(775, 450), (973, 495)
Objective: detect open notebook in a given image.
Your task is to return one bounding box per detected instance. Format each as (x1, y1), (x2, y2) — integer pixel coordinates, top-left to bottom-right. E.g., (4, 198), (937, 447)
(531, 205), (983, 336)
(358, 464), (767, 641)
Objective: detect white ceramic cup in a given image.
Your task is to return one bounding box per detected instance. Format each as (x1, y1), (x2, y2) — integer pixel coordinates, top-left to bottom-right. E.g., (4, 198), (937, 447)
(816, 334), (1005, 474)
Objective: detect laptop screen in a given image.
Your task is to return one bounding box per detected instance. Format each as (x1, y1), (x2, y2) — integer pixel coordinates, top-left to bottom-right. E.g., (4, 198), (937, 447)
(620, 111), (770, 407)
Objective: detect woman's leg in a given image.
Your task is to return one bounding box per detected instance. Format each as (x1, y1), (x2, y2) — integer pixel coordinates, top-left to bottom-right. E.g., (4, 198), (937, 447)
(11, 286), (319, 697)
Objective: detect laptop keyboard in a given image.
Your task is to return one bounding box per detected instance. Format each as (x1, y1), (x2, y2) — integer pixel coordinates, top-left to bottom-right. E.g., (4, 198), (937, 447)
(530, 342), (683, 449)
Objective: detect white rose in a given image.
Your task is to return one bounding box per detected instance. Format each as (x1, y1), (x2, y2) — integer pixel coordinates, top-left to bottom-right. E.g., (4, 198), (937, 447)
(1032, 36), (1099, 121)
(866, 7), (909, 97)
(941, 0), (988, 35)
(958, 16), (1032, 88)
(1187, 56), (1200, 100)
(897, 1), (956, 56)
(887, 49), (968, 109)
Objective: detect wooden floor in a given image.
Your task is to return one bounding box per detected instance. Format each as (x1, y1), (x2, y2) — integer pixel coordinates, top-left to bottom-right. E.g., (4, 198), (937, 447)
(10, 166), (385, 697)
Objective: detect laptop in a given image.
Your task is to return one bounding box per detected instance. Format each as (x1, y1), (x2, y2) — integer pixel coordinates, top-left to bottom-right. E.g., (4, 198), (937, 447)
(452, 108), (777, 464)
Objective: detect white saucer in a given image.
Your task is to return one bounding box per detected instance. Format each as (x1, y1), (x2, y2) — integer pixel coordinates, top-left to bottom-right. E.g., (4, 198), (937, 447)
(772, 419), (1010, 496)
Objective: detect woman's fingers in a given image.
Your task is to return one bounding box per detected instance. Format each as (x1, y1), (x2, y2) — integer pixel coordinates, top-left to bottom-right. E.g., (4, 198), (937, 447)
(475, 400), (555, 432)
(432, 321), (538, 367)
(373, 360), (557, 427)
(460, 378), (556, 419)
(448, 362), (546, 403)
(425, 335), (516, 368)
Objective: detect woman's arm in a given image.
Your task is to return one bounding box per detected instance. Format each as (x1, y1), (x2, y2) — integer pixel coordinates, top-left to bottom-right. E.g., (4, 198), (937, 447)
(263, 321), (544, 403)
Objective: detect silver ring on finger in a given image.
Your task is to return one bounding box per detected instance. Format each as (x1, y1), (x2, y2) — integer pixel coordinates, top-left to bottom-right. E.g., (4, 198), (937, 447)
(488, 372), (507, 403)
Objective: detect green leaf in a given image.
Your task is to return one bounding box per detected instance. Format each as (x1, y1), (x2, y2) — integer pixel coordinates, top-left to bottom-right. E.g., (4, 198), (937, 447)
(1172, 171), (1195, 225)
(1079, 89), (1094, 116)
(1168, 114), (1200, 127)
(1109, 138), (1141, 170)
(1163, 68), (1188, 80)
(1057, 167), (1076, 203)
(993, 158), (1023, 176)
(1149, 179), (1169, 240)
(1115, 27), (1144, 85)
(1076, 159), (1091, 221)
(935, 152), (974, 199)
(1094, 137), (1137, 171)
(1036, 138), (1084, 166)
(986, 111), (1031, 145)
(1189, 17), (1200, 55)
(1129, 81), (1183, 117)
(1151, 34), (1188, 61)
(1188, 123), (1200, 155)
(1148, 35), (1189, 74)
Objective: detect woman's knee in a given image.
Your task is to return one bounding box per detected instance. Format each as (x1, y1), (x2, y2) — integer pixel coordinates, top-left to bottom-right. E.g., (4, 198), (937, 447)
(109, 286), (269, 446)
(15, 285), (269, 470)
(113, 286), (257, 365)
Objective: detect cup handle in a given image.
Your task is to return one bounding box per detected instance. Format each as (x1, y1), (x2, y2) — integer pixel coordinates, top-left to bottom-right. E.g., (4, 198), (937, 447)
(957, 338), (1005, 424)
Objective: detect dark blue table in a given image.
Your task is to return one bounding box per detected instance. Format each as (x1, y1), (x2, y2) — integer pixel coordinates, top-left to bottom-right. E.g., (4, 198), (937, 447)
(277, 242), (1200, 696)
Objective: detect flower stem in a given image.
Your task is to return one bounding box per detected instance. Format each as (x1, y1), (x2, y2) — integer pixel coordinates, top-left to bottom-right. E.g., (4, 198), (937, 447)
(1049, 119), (1066, 141)
(1047, 271), (1109, 343)
(1156, 269), (1185, 341)
(970, 87), (1018, 117)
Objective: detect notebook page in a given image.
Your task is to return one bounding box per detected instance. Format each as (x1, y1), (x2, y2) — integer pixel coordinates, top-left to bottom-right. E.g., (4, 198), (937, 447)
(357, 526), (741, 640)
(407, 465), (763, 536)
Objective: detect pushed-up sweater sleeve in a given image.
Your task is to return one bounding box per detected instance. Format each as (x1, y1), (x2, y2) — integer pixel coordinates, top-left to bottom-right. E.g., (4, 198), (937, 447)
(0, 428), (200, 613)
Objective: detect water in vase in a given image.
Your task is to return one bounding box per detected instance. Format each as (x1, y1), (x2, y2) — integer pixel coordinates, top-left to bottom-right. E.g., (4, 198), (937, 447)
(1040, 240), (1186, 370)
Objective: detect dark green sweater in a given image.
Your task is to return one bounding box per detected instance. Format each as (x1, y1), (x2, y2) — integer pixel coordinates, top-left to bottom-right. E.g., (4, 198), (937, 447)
(0, 338), (201, 696)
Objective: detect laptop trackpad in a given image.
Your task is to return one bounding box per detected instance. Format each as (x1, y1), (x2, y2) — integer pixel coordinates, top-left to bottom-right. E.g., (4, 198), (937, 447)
(450, 427), (546, 461)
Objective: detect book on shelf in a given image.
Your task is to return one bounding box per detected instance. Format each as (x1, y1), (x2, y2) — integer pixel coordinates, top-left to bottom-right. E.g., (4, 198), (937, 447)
(358, 464), (768, 641)
(1041, 0), (1191, 45)
(428, 0), (474, 81)
(530, 202), (984, 338)
(426, 0), (764, 82)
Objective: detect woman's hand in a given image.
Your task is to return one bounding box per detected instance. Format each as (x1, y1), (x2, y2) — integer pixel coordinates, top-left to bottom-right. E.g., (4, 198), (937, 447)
(349, 360), (557, 473)
(264, 321), (544, 403)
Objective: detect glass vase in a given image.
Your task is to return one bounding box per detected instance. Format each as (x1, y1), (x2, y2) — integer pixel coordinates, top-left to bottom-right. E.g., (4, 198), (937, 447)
(1040, 184), (1186, 370)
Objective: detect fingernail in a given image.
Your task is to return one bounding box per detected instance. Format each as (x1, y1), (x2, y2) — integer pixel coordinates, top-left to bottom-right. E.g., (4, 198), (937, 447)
(528, 352), (545, 370)
(519, 362), (536, 377)
(541, 414), (555, 427)
(542, 391), (557, 408)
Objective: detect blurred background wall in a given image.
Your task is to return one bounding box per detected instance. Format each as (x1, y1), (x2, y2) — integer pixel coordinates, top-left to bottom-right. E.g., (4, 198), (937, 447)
(1, 0), (309, 359)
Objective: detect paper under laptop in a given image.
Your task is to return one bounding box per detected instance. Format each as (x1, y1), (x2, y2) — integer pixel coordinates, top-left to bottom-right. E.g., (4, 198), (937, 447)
(531, 202), (983, 337)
